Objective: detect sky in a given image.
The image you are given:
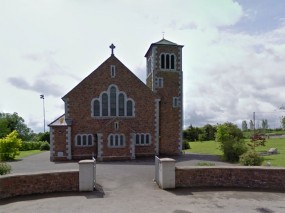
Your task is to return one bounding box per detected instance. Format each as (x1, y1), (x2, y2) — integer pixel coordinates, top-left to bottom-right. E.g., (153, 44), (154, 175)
(1, 0), (285, 133)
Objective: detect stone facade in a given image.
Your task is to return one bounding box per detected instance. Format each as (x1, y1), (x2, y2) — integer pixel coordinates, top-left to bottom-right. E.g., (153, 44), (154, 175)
(49, 39), (183, 161)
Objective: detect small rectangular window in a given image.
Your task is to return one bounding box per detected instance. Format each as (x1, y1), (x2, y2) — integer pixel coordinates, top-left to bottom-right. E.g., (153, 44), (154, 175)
(146, 134), (150, 144)
(173, 97), (180, 108)
(157, 77), (163, 88)
(77, 135), (81, 146)
(136, 135), (140, 145)
(88, 135), (92, 146)
(111, 65), (116, 78)
(82, 135), (87, 146)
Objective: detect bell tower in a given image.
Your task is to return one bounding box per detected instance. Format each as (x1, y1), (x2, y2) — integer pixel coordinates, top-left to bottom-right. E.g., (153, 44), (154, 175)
(145, 38), (183, 155)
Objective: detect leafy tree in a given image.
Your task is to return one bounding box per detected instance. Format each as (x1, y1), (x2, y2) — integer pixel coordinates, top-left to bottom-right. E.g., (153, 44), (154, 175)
(0, 112), (34, 140)
(0, 130), (22, 161)
(241, 120), (248, 131)
(183, 125), (201, 141)
(216, 122), (247, 162)
(202, 124), (216, 141)
(281, 116), (285, 129)
(261, 119), (268, 130)
(37, 132), (50, 143)
(0, 119), (10, 138)
(249, 120), (254, 131)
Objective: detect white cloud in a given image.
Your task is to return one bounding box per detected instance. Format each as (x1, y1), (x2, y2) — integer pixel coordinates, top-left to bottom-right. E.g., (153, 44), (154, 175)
(0, 0), (284, 132)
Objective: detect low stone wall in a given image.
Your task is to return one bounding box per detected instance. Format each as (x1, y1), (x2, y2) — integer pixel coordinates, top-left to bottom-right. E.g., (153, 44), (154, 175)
(176, 166), (285, 191)
(0, 170), (79, 199)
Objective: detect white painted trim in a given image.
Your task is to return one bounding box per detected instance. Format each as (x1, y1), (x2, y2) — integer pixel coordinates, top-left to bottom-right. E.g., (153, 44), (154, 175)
(134, 133), (152, 146)
(97, 133), (103, 160)
(159, 53), (176, 71)
(91, 84), (135, 118)
(130, 133), (136, 159)
(154, 99), (160, 155)
(49, 127), (55, 160)
(107, 134), (126, 148)
(75, 134), (94, 147)
(66, 126), (71, 160)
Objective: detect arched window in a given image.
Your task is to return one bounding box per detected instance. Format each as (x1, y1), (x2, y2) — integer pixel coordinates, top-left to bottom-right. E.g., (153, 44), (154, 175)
(75, 134), (94, 146)
(127, 100), (133, 116)
(108, 134), (125, 148)
(171, 55), (175, 69)
(102, 93), (108, 116)
(118, 93), (125, 116)
(160, 53), (176, 70)
(110, 86), (117, 116)
(93, 100), (100, 116)
(166, 54), (170, 69)
(161, 54), (165, 69)
(92, 85), (135, 117)
(135, 133), (151, 146)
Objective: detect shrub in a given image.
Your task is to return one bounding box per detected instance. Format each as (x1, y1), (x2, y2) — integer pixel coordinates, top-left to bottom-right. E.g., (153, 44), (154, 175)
(216, 122), (247, 162)
(0, 130), (22, 161)
(183, 141), (190, 150)
(40, 141), (50, 151)
(240, 151), (264, 166)
(20, 141), (45, 151)
(0, 162), (12, 175)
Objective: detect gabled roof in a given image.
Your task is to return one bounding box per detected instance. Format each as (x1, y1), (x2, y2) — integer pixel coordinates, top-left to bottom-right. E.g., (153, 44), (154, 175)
(145, 38), (184, 57)
(154, 38), (178, 45)
(48, 114), (67, 127)
(62, 55), (159, 100)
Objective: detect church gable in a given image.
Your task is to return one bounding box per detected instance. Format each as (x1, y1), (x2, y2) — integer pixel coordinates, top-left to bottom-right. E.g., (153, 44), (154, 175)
(63, 55), (158, 102)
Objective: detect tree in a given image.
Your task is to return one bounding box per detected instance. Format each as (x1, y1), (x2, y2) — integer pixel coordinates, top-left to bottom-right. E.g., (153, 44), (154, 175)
(0, 130), (22, 161)
(183, 125), (200, 142)
(0, 112), (33, 140)
(261, 119), (268, 130)
(0, 119), (10, 138)
(241, 120), (248, 131)
(216, 122), (247, 162)
(281, 116), (285, 129)
(37, 132), (50, 143)
(202, 124), (216, 141)
(249, 120), (254, 131)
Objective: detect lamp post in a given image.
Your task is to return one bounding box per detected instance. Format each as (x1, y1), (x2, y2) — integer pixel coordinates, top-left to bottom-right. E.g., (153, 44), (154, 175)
(40, 94), (46, 132)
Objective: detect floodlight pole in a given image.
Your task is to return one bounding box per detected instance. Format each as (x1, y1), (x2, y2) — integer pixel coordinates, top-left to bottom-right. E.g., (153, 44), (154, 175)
(40, 94), (46, 132)
(253, 112), (255, 135)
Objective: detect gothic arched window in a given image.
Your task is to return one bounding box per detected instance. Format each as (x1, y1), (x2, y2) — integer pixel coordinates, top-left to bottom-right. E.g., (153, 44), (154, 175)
(92, 85), (134, 117)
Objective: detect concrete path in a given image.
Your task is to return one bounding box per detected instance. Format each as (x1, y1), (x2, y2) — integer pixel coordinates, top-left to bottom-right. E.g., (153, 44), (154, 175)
(1, 152), (285, 213)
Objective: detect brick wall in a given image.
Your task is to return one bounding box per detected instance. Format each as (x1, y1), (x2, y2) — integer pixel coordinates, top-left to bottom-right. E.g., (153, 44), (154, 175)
(175, 166), (285, 191)
(0, 170), (79, 199)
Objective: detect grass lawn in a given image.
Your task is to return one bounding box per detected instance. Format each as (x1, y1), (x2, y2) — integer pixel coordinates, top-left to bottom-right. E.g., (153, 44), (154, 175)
(15, 150), (45, 160)
(187, 140), (222, 156)
(186, 138), (285, 167)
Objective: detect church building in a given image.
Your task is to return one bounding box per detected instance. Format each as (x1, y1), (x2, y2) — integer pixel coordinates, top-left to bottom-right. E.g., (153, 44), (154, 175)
(49, 38), (184, 161)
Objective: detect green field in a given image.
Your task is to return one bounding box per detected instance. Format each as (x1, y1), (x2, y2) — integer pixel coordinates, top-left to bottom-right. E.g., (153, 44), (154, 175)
(186, 138), (285, 167)
(15, 150), (45, 160)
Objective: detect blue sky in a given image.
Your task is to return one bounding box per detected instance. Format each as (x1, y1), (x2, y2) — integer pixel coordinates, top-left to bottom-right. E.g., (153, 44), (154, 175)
(0, 0), (285, 132)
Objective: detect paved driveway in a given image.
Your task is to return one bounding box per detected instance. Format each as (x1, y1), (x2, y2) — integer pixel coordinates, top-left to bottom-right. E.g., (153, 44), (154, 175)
(1, 152), (285, 213)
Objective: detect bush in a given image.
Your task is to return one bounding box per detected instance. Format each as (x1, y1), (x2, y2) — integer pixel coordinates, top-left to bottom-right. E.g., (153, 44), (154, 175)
(20, 141), (42, 151)
(0, 162), (12, 175)
(40, 141), (50, 151)
(183, 141), (190, 150)
(240, 151), (264, 166)
(216, 122), (247, 162)
(0, 130), (22, 161)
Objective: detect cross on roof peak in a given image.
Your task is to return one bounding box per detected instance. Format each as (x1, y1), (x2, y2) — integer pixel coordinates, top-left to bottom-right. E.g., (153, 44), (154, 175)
(109, 43), (116, 55)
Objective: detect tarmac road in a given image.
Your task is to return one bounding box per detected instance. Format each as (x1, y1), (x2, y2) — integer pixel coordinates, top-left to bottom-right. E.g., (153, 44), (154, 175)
(1, 152), (285, 213)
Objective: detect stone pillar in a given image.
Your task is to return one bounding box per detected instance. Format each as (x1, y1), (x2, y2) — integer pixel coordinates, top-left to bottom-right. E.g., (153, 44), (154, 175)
(158, 158), (176, 189)
(78, 159), (96, 191)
